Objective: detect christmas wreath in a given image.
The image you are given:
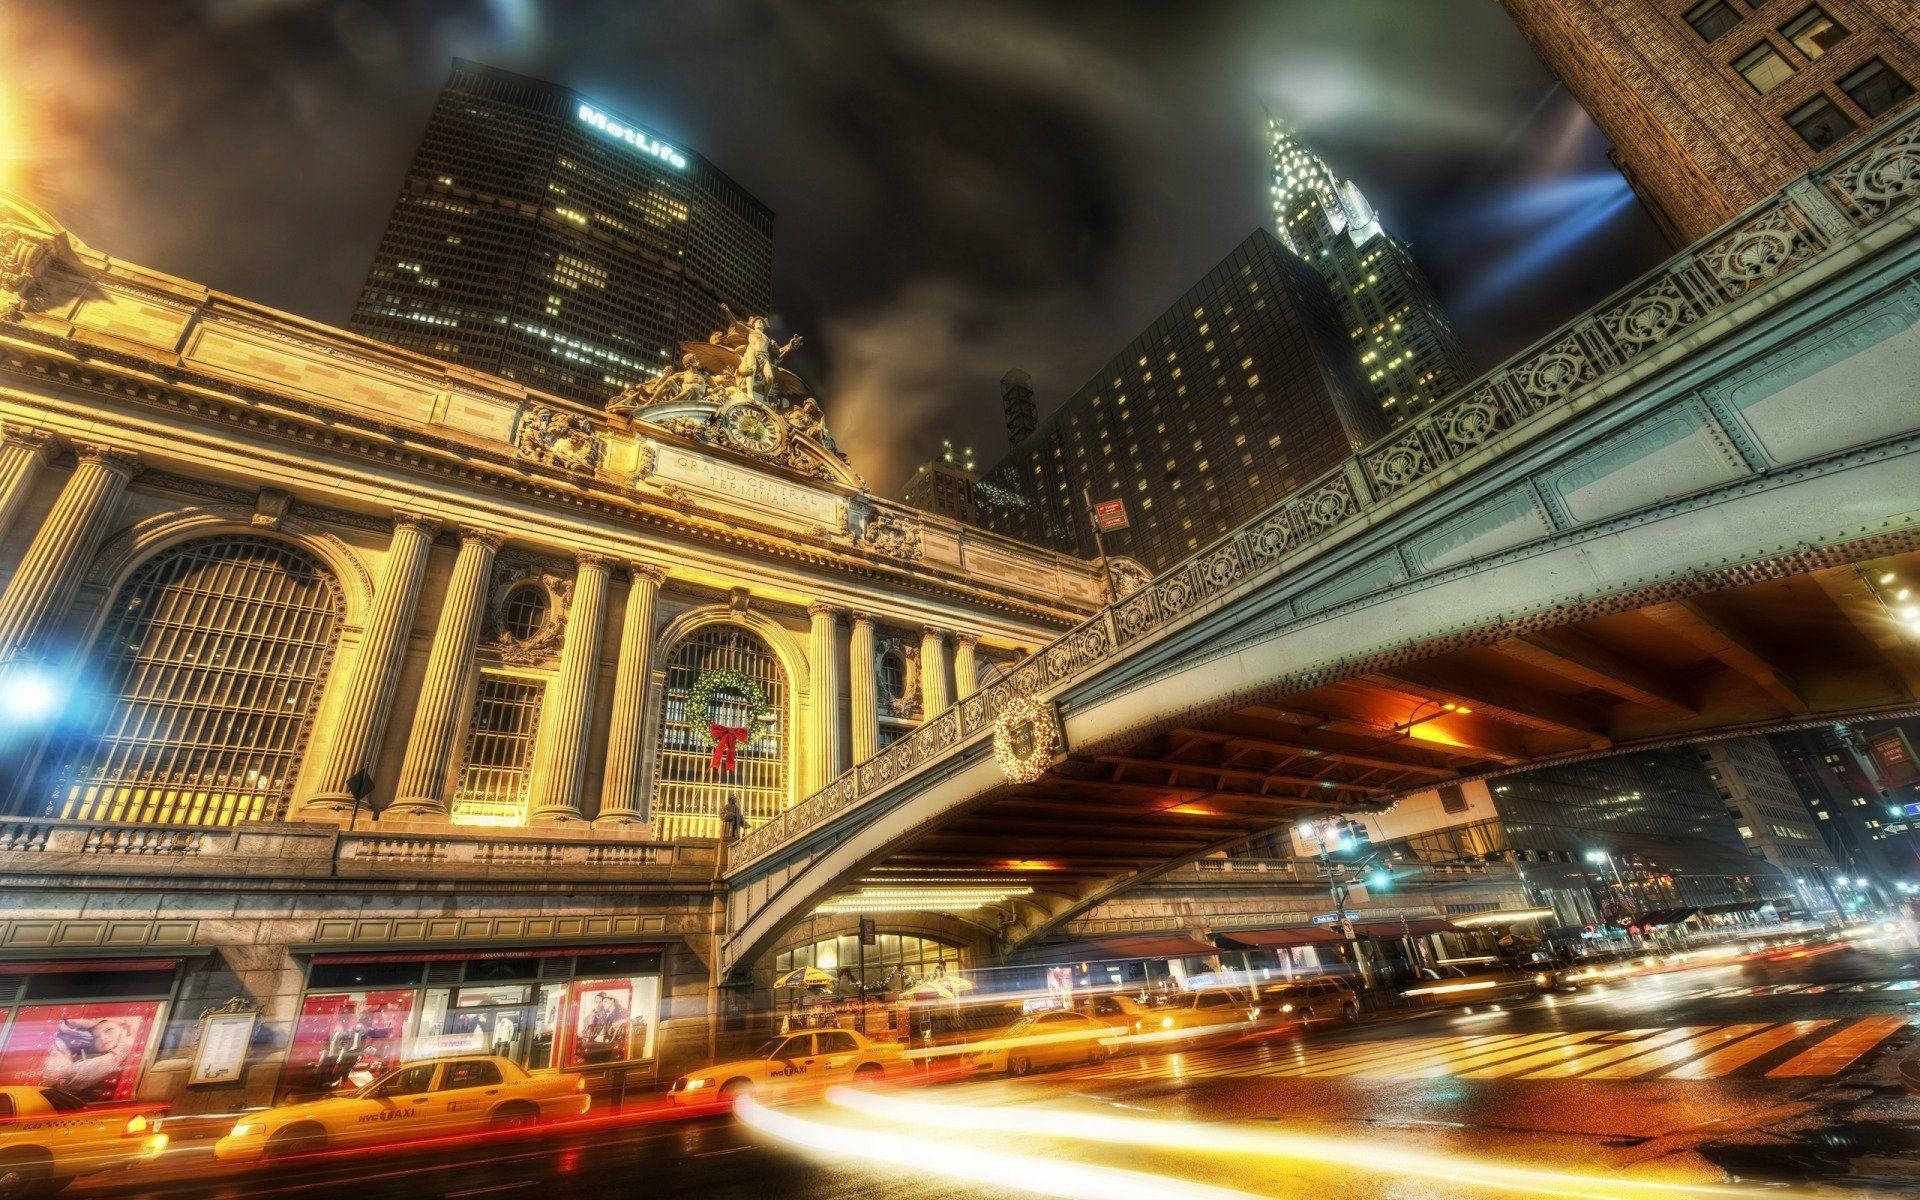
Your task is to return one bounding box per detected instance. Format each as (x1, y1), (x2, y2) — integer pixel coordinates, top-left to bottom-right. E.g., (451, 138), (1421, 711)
(686, 667), (775, 773)
(992, 694), (1057, 784)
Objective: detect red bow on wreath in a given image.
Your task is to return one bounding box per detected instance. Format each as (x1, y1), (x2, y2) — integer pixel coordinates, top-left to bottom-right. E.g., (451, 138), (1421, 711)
(709, 723), (750, 773)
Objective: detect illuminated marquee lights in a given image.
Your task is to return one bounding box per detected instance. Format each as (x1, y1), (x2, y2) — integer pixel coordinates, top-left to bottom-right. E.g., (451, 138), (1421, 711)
(576, 104), (687, 170)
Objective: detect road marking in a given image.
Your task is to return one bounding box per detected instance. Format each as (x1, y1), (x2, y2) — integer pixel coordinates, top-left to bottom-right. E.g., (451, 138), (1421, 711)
(1358, 1033), (1560, 1079)
(1275, 1037), (1459, 1077)
(1764, 1016), (1910, 1078)
(1663, 1019), (1834, 1078)
(1346, 1034), (1532, 1077)
(1403, 1032), (1599, 1077)
(1520, 1027), (1705, 1079)
(1457, 1030), (1654, 1078)
(1582, 1023), (1771, 1079)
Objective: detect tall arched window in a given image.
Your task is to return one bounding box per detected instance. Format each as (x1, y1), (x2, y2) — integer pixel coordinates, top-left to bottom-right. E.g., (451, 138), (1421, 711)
(650, 624), (788, 840)
(46, 536), (345, 827)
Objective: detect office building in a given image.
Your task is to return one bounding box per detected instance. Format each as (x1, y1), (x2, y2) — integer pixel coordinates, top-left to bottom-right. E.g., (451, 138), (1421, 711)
(1698, 737), (1842, 912)
(1497, 0), (1920, 245)
(1305, 750), (1790, 935)
(976, 229), (1380, 570)
(1269, 121), (1472, 424)
(899, 441), (981, 524)
(349, 59), (775, 407)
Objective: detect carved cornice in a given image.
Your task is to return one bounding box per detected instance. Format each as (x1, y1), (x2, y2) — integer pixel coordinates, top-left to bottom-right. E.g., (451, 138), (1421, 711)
(0, 326), (1094, 628)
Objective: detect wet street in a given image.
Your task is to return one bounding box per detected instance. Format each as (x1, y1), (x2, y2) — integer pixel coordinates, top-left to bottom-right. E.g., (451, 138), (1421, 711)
(80, 929), (1920, 1200)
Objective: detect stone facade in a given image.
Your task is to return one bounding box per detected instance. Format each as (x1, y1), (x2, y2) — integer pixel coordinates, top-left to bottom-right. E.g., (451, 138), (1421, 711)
(0, 189), (1108, 1111)
(1498, 0), (1920, 244)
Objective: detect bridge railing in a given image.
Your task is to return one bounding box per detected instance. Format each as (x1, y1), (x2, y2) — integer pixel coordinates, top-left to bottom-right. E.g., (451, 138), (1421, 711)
(731, 104), (1920, 872)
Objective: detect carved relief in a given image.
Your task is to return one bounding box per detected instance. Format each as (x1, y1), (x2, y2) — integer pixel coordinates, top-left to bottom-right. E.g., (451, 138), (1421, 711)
(482, 563), (572, 664)
(856, 508), (924, 560)
(513, 404), (603, 474)
(0, 227), (60, 322)
(874, 637), (922, 720)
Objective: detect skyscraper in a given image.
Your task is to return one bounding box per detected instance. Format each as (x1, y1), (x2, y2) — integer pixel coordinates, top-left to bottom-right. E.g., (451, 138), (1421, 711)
(1698, 737), (1841, 912)
(976, 229), (1379, 570)
(349, 59), (774, 407)
(1497, 0), (1920, 246)
(1269, 121), (1472, 426)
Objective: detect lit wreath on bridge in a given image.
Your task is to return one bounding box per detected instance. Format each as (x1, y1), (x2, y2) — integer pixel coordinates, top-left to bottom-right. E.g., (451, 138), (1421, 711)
(992, 694), (1057, 784)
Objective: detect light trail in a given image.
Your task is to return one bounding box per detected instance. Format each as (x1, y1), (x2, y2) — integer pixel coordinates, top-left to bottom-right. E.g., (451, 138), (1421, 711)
(735, 1096), (1272, 1200)
(824, 1089), (1843, 1200)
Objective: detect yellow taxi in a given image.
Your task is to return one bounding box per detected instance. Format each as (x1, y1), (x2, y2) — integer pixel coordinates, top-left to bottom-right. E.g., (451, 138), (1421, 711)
(1144, 989), (1257, 1038)
(971, 1009), (1116, 1075)
(0, 1085), (167, 1199)
(213, 1055), (587, 1162)
(669, 1028), (903, 1106)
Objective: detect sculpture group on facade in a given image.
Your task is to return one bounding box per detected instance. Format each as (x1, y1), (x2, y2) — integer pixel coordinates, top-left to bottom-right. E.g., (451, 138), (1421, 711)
(514, 403), (603, 474)
(607, 308), (849, 475)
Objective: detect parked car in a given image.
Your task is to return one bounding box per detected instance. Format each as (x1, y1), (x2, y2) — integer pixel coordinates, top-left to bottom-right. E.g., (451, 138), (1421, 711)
(668, 1028), (903, 1107)
(972, 1010), (1115, 1075)
(213, 1056), (587, 1162)
(1255, 977), (1359, 1028)
(1147, 989), (1257, 1036)
(0, 1087), (167, 1199)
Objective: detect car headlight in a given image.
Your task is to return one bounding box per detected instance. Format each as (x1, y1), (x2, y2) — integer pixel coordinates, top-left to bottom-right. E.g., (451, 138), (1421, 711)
(1280, 1003), (1294, 1013)
(1534, 973), (1550, 986)
(1160, 1017), (1174, 1029)
(683, 1077), (711, 1090)
(229, 1121), (264, 1138)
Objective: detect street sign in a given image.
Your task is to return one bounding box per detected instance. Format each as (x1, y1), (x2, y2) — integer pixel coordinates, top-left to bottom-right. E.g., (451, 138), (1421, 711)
(859, 916), (877, 946)
(1091, 498), (1130, 531)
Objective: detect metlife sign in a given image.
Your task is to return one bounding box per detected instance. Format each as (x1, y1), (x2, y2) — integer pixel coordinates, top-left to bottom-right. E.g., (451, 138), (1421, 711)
(576, 104), (687, 170)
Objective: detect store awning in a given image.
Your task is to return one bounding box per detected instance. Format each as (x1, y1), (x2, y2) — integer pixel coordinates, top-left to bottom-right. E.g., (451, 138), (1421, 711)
(1218, 927), (1341, 948)
(1033, 933), (1220, 962)
(0, 952), (207, 973)
(305, 943), (665, 965)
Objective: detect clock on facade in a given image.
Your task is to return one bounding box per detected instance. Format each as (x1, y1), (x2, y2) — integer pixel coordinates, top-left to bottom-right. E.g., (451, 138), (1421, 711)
(717, 400), (788, 457)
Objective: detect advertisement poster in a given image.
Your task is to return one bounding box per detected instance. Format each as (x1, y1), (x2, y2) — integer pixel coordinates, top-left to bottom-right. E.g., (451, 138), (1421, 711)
(0, 1001), (159, 1103)
(283, 990), (414, 1094)
(563, 978), (658, 1066)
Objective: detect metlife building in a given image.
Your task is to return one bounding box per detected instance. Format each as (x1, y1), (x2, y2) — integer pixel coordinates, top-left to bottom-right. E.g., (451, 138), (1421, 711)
(349, 59), (774, 407)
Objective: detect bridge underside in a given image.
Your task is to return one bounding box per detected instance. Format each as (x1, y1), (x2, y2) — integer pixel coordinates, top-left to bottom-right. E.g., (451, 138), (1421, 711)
(840, 542), (1920, 951)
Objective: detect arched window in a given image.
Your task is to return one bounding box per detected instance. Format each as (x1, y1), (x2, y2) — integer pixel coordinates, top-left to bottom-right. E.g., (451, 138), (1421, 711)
(46, 536), (345, 827)
(650, 624), (787, 840)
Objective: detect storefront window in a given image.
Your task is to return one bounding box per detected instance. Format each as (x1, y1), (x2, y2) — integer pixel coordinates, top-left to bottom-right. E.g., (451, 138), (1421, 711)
(286, 950), (662, 1097)
(773, 933), (962, 993)
(0, 965), (178, 1105)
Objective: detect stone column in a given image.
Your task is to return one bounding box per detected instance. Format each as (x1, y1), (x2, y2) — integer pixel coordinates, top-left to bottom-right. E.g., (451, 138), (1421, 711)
(389, 529), (501, 818)
(0, 426), (56, 546)
(848, 612), (880, 766)
(0, 446), (137, 664)
(598, 563), (666, 826)
(528, 554), (611, 824)
(920, 627), (952, 719)
(807, 602), (845, 793)
(296, 513), (438, 821)
(953, 633), (980, 701)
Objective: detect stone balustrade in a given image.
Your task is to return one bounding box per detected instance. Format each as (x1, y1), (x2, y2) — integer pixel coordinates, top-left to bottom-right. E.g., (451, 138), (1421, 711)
(0, 816), (710, 884)
(731, 103), (1920, 874)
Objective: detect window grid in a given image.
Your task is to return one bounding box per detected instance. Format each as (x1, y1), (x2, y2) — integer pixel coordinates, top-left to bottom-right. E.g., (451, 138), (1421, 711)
(48, 537), (343, 826)
(450, 673), (546, 826)
(650, 625), (788, 840)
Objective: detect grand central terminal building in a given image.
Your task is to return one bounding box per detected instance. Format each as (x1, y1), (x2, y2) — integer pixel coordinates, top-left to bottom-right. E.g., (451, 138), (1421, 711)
(0, 192), (1123, 1110)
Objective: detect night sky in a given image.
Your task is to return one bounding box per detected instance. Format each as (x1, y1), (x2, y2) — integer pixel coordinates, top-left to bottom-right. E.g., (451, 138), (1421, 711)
(6, 0), (1671, 492)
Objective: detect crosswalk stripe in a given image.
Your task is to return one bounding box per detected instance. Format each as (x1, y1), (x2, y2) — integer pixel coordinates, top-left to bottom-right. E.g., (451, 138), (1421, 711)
(1349, 1034), (1536, 1078)
(1368, 1032), (1572, 1079)
(1457, 1030), (1645, 1079)
(1522, 1027), (1706, 1079)
(1664, 1020), (1834, 1078)
(1765, 1017), (1910, 1078)
(1404, 1032), (1599, 1077)
(1582, 1025), (1770, 1079)
(1274, 1037), (1459, 1077)
(1304, 1035), (1517, 1078)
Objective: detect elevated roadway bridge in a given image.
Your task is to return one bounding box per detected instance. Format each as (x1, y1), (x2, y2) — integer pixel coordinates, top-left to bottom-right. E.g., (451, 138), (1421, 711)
(721, 111), (1920, 978)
